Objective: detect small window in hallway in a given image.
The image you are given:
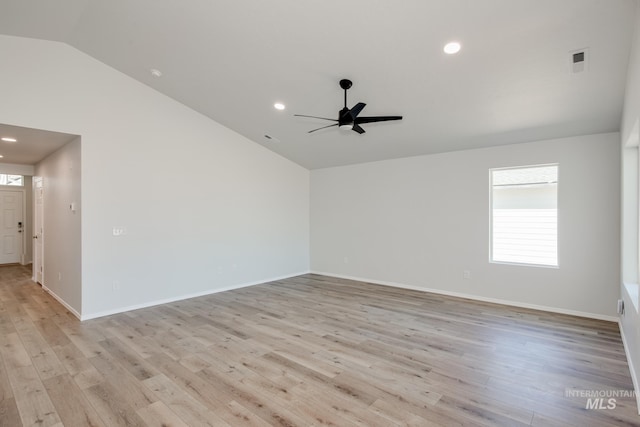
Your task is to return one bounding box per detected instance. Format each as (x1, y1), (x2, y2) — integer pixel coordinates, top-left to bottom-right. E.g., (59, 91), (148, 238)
(0, 174), (23, 186)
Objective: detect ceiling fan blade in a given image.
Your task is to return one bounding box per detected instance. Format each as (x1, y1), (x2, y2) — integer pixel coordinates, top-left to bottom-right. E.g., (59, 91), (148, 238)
(349, 102), (366, 119)
(352, 124), (365, 134)
(308, 123), (339, 133)
(294, 114), (338, 122)
(355, 116), (403, 124)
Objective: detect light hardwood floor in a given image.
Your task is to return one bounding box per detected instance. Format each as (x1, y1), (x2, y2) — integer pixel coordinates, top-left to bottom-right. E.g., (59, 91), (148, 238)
(0, 264), (638, 426)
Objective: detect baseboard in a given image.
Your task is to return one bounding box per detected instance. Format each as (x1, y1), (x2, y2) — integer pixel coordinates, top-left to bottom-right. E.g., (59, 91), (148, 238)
(80, 270), (311, 321)
(618, 320), (640, 414)
(310, 270), (618, 322)
(41, 285), (82, 320)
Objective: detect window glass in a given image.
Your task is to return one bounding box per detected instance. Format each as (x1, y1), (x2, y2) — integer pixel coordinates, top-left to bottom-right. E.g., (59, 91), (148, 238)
(491, 165), (558, 267)
(0, 174), (23, 186)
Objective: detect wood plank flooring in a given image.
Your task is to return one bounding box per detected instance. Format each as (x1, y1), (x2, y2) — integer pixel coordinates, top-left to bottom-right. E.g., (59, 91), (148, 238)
(0, 264), (638, 426)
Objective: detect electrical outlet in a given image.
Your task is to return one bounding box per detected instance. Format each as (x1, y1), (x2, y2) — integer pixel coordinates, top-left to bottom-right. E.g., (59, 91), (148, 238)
(112, 226), (127, 236)
(463, 270), (471, 279)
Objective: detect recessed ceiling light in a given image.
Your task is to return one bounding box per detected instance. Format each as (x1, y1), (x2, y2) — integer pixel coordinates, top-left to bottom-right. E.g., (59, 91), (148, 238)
(0, 155), (4, 158)
(1, 137), (17, 142)
(150, 68), (162, 78)
(443, 41), (461, 55)
(274, 103), (285, 110)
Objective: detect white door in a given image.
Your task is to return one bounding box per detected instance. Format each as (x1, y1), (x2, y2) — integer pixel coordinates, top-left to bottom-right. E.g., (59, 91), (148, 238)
(33, 179), (44, 284)
(0, 190), (24, 264)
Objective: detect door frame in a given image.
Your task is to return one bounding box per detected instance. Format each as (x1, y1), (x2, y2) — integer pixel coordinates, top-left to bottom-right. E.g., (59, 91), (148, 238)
(20, 187), (26, 265)
(32, 176), (43, 284)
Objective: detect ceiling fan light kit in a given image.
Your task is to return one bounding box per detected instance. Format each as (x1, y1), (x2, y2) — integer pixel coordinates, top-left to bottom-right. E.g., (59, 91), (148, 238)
(295, 79), (402, 134)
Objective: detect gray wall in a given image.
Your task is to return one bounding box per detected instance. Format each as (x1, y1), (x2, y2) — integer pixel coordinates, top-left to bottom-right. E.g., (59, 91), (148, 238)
(35, 138), (81, 313)
(620, 0), (640, 408)
(0, 35), (310, 319)
(311, 132), (620, 318)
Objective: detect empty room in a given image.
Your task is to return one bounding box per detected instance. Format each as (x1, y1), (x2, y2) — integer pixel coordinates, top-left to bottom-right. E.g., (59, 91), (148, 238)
(1, 0), (640, 425)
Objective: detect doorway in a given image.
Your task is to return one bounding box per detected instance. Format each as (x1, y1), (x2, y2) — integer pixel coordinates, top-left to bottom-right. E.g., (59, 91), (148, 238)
(0, 123), (81, 315)
(0, 189), (24, 264)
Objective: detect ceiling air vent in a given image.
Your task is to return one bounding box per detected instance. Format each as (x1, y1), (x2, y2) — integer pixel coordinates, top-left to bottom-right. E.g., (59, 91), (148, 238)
(570, 48), (588, 74)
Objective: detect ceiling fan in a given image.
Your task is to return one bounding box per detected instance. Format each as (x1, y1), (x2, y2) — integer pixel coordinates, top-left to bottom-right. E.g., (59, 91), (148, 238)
(294, 79), (402, 134)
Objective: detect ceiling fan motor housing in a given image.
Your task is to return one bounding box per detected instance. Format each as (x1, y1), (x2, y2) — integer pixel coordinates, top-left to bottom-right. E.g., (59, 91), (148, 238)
(338, 107), (353, 128)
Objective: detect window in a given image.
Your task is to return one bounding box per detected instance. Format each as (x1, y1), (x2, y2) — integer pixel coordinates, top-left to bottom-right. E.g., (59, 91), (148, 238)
(0, 174), (23, 186)
(491, 164), (558, 267)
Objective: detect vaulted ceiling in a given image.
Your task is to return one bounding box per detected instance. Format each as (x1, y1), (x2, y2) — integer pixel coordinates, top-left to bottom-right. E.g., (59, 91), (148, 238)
(0, 0), (637, 169)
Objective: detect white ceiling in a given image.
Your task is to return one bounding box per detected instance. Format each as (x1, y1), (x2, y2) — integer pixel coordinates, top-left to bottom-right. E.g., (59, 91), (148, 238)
(0, 123), (78, 165)
(0, 0), (636, 169)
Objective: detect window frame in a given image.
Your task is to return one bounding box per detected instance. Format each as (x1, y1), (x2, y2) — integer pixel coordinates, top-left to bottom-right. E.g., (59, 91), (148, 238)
(489, 163), (559, 268)
(0, 174), (24, 187)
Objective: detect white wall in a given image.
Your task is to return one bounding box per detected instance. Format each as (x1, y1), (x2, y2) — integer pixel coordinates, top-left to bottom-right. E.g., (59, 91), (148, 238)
(0, 35), (310, 319)
(35, 139), (81, 313)
(623, 3), (640, 148)
(620, 0), (640, 409)
(311, 133), (620, 319)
